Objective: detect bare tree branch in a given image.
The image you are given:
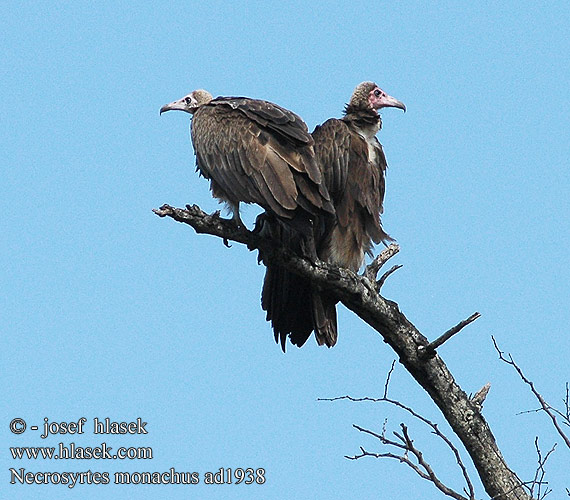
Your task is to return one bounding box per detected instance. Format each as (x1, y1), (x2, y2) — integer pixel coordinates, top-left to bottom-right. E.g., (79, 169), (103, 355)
(383, 359), (396, 399)
(529, 437), (555, 500)
(363, 243), (400, 283)
(471, 383), (491, 410)
(377, 264), (403, 290)
(155, 203), (532, 500)
(348, 422), (474, 500)
(320, 392), (475, 499)
(419, 312), (481, 359)
(492, 336), (570, 450)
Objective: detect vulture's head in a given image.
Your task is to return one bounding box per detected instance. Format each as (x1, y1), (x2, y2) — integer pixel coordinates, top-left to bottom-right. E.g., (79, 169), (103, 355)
(349, 81), (406, 113)
(160, 89), (213, 115)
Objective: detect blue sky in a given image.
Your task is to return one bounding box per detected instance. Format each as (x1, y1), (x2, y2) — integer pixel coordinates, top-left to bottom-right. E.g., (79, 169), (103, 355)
(2, 1), (569, 498)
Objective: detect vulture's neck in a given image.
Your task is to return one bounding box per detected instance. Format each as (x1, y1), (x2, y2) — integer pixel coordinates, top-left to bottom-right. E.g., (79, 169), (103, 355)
(343, 105), (382, 138)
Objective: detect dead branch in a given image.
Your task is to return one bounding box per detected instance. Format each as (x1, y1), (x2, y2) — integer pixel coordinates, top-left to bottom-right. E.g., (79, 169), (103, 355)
(383, 359), (396, 399)
(377, 264), (403, 290)
(363, 243), (400, 283)
(155, 203), (532, 500)
(529, 437), (555, 500)
(419, 312), (481, 359)
(492, 336), (570, 450)
(320, 390), (475, 499)
(471, 383), (491, 410)
(348, 423), (473, 500)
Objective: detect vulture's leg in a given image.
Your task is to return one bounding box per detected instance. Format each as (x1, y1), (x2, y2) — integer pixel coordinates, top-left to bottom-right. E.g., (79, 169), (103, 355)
(230, 202), (245, 229)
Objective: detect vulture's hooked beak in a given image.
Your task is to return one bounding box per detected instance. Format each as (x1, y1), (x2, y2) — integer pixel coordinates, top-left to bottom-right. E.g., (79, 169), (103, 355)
(379, 93), (406, 113)
(160, 98), (192, 115)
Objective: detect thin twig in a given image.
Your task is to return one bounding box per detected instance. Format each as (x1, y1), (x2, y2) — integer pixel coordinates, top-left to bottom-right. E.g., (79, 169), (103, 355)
(383, 360), (397, 399)
(347, 444), (431, 483)
(319, 394), (475, 499)
(529, 437), (555, 500)
(377, 264), (403, 290)
(348, 423), (472, 500)
(492, 336), (570, 450)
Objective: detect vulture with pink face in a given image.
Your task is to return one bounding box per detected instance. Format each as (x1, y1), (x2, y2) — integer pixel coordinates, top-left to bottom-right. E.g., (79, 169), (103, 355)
(261, 81), (405, 350)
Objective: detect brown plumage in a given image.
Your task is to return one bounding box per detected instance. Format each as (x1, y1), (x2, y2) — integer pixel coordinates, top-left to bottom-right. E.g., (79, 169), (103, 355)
(259, 212), (336, 349)
(160, 90), (334, 224)
(160, 84), (403, 351)
(314, 81), (405, 271)
(261, 81), (405, 350)
(160, 90), (336, 350)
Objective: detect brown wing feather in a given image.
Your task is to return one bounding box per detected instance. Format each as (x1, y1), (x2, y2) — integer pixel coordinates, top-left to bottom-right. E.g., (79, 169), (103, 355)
(312, 118), (351, 203)
(191, 100), (332, 218)
(212, 97), (314, 145)
(213, 98), (325, 188)
(191, 96), (342, 350)
(312, 118), (390, 271)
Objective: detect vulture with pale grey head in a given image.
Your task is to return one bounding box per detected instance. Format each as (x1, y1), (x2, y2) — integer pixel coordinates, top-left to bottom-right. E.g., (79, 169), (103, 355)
(160, 90), (337, 348)
(261, 81), (405, 350)
(160, 90), (334, 226)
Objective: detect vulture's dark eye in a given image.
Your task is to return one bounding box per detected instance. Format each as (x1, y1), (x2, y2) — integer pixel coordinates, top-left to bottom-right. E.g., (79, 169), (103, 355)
(185, 97), (192, 104)
(374, 89), (381, 97)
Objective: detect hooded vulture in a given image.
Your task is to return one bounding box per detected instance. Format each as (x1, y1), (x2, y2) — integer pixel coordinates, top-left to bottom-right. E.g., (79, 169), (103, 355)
(160, 90), (334, 226)
(160, 90), (336, 348)
(314, 81), (405, 270)
(261, 81), (405, 350)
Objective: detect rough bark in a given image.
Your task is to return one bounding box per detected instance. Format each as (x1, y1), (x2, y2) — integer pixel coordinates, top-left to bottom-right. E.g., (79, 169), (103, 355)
(154, 204), (532, 500)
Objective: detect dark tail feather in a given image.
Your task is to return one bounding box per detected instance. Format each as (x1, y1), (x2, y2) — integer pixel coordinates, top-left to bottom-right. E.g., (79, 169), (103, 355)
(312, 293), (338, 347)
(262, 263), (314, 351)
(257, 212), (337, 350)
